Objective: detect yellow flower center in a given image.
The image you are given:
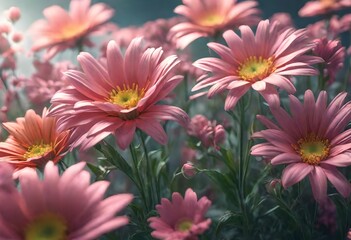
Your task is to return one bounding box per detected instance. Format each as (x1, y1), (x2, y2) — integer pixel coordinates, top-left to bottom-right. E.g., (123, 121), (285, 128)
(198, 13), (225, 27)
(292, 134), (330, 165)
(176, 219), (193, 232)
(60, 23), (88, 40)
(108, 83), (146, 109)
(25, 213), (67, 240)
(237, 56), (275, 82)
(23, 143), (53, 160)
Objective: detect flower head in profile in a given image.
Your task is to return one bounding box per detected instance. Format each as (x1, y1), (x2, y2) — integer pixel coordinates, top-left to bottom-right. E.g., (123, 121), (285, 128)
(313, 38), (345, 83)
(0, 161), (133, 239)
(192, 20), (322, 110)
(29, 0), (114, 60)
(50, 38), (188, 150)
(148, 188), (212, 240)
(169, 0), (261, 49)
(299, 0), (351, 17)
(0, 109), (70, 170)
(251, 90), (351, 203)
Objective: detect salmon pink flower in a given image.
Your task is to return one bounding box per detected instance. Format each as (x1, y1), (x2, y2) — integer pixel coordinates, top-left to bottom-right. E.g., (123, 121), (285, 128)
(169, 0), (261, 49)
(50, 38), (188, 150)
(148, 188), (212, 240)
(0, 109), (70, 170)
(299, 0), (351, 17)
(192, 20), (322, 110)
(29, 0), (114, 60)
(251, 90), (351, 203)
(0, 161), (133, 239)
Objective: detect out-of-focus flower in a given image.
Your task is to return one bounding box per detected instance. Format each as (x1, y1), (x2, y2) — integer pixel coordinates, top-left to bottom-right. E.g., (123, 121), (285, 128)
(0, 161), (133, 239)
(0, 109), (71, 170)
(29, 0), (114, 60)
(187, 114), (226, 149)
(313, 38), (345, 83)
(50, 38), (188, 150)
(25, 60), (74, 106)
(317, 198), (337, 233)
(169, 0), (261, 49)
(270, 12), (295, 31)
(11, 31), (22, 43)
(192, 20), (322, 110)
(299, 0), (351, 17)
(5, 7), (21, 22)
(251, 90), (351, 203)
(307, 15), (351, 40)
(148, 188), (212, 240)
(0, 22), (11, 34)
(181, 146), (197, 165)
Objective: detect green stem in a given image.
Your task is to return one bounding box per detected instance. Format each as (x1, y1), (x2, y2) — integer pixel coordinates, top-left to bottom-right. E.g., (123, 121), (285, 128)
(129, 143), (149, 211)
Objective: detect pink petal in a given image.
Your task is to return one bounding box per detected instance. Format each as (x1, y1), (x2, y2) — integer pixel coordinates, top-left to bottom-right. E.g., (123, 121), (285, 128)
(281, 163), (313, 188)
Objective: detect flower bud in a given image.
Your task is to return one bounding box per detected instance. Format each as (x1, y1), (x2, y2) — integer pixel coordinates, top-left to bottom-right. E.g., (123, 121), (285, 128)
(181, 163), (197, 178)
(6, 7), (21, 22)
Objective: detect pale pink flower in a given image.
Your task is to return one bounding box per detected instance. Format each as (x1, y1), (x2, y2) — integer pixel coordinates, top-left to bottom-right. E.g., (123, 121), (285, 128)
(0, 22), (11, 34)
(50, 38), (188, 150)
(181, 146), (197, 165)
(181, 162), (197, 178)
(0, 109), (71, 170)
(148, 188), (212, 240)
(169, 0), (261, 49)
(0, 161), (133, 239)
(192, 20), (322, 110)
(299, 0), (351, 17)
(29, 0), (114, 60)
(312, 38), (346, 83)
(187, 114), (226, 149)
(251, 90), (351, 203)
(25, 60), (74, 106)
(306, 15), (351, 40)
(11, 31), (22, 43)
(270, 12), (295, 31)
(5, 7), (21, 22)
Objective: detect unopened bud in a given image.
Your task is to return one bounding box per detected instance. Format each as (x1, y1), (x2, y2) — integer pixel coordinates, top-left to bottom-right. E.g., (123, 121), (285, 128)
(6, 7), (21, 22)
(181, 163), (197, 178)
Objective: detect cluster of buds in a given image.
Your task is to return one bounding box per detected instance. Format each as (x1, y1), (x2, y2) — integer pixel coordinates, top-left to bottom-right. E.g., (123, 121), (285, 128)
(187, 114), (226, 150)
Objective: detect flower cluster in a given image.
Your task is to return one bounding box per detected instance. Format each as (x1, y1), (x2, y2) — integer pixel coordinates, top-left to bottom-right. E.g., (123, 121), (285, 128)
(0, 0), (351, 239)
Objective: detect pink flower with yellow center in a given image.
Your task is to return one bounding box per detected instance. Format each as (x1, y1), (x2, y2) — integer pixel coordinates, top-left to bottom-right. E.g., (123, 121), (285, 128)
(29, 0), (114, 60)
(299, 0), (351, 17)
(148, 188), (212, 240)
(50, 38), (189, 150)
(0, 161), (133, 239)
(169, 0), (261, 49)
(192, 20), (322, 110)
(251, 90), (351, 203)
(0, 109), (70, 170)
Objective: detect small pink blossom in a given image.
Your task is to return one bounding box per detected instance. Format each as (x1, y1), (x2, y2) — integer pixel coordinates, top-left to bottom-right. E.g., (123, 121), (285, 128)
(148, 188), (212, 240)
(251, 90), (351, 203)
(181, 162), (197, 178)
(187, 114), (226, 149)
(0, 161), (133, 239)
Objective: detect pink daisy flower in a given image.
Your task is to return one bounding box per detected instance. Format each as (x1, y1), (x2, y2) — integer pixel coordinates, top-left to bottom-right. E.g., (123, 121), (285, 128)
(169, 0), (261, 49)
(50, 38), (188, 150)
(148, 188), (212, 240)
(0, 161), (133, 239)
(192, 20), (322, 110)
(0, 109), (70, 170)
(299, 0), (351, 17)
(251, 90), (351, 203)
(29, 0), (114, 60)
